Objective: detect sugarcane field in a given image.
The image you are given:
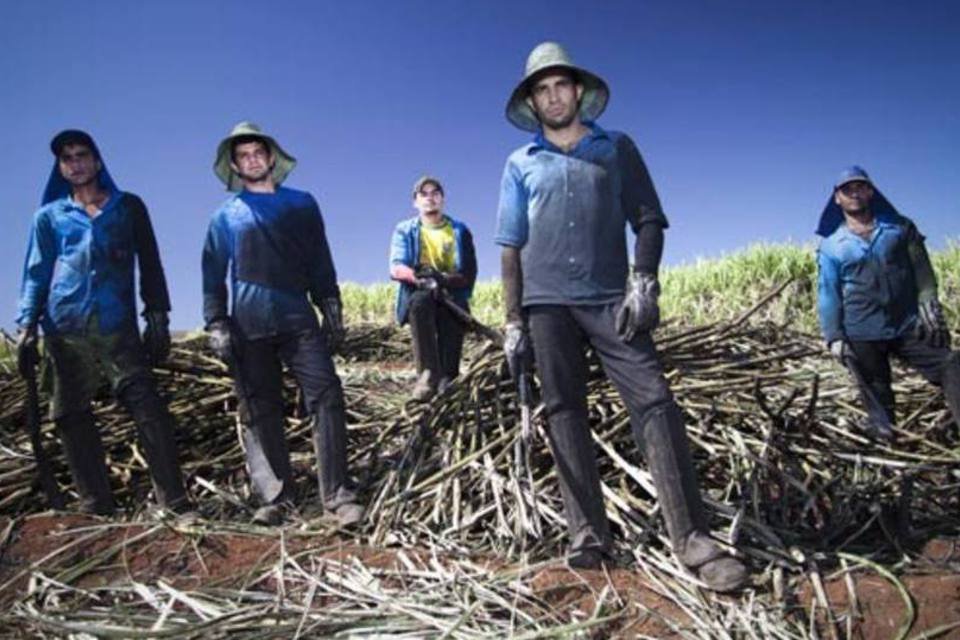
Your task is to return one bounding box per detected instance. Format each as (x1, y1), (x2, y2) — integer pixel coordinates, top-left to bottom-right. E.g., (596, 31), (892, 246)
(1, 245), (959, 639)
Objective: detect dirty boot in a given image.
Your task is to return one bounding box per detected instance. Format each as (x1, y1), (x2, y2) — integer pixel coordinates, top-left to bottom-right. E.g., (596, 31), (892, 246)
(56, 411), (115, 515)
(412, 369), (438, 401)
(638, 402), (747, 592)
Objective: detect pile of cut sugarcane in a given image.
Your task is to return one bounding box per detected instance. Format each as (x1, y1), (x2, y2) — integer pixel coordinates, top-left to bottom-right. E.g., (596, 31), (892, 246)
(1, 283), (958, 638)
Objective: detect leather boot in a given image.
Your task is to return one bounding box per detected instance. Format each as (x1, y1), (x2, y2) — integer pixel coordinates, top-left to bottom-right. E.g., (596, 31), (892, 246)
(56, 411), (115, 515)
(118, 377), (189, 511)
(638, 402), (747, 592)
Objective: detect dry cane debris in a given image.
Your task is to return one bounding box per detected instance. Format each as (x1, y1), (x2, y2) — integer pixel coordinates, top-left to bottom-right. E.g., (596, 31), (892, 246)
(0, 282), (958, 638)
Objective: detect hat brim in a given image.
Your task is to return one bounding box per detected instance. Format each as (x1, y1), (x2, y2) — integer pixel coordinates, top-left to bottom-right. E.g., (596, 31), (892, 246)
(214, 133), (297, 191)
(505, 64), (609, 132)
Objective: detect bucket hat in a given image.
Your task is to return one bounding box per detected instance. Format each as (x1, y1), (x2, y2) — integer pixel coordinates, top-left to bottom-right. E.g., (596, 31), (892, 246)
(214, 121), (296, 191)
(505, 41), (610, 132)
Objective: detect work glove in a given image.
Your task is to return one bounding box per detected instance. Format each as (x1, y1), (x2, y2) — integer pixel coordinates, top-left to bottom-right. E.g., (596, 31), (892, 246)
(206, 318), (234, 364)
(142, 310), (171, 366)
(615, 272), (660, 343)
(828, 339), (851, 364)
(503, 321), (533, 380)
(916, 299), (952, 349)
(414, 266), (446, 297)
(319, 296), (346, 354)
(16, 324), (40, 378)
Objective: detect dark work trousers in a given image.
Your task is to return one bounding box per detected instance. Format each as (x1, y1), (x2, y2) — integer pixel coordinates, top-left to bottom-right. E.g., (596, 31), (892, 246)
(528, 304), (709, 558)
(234, 329), (356, 510)
(406, 290), (466, 380)
(46, 330), (189, 514)
(848, 334), (960, 429)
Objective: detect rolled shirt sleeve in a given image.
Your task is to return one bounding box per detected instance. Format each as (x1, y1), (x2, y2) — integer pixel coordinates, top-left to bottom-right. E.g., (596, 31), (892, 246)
(494, 157), (529, 248)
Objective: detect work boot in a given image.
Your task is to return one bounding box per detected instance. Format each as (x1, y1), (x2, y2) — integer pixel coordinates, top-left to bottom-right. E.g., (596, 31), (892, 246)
(412, 370), (438, 401)
(333, 502), (365, 527)
(567, 547), (606, 570)
(56, 412), (115, 516)
(637, 402), (748, 592)
(252, 500), (295, 526)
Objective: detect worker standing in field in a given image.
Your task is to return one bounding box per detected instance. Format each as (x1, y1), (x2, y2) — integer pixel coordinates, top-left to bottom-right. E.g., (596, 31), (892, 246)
(202, 122), (363, 526)
(389, 176), (478, 401)
(495, 42), (747, 591)
(817, 165), (960, 440)
(16, 129), (192, 517)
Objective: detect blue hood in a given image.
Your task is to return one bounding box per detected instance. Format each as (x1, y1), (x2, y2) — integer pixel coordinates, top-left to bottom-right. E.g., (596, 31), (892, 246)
(41, 138), (119, 205)
(816, 188), (902, 237)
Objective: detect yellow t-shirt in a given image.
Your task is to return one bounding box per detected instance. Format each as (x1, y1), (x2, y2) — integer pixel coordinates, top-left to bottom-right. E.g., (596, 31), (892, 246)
(419, 218), (456, 273)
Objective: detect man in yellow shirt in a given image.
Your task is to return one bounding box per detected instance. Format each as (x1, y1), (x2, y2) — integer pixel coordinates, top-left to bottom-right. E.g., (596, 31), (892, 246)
(389, 176), (478, 400)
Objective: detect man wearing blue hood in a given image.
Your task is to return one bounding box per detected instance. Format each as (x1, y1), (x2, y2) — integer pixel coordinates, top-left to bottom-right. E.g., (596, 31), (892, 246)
(16, 129), (191, 516)
(816, 165), (960, 440)
(202, 122), (363, 527)
(495, 42), (747, 592)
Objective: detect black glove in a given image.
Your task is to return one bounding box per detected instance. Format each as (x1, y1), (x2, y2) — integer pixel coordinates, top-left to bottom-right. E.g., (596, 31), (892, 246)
(615, 272), (660, 342)
(916, 299), (951, 349)
(503, 321), (532, 380)
(16, 324), (40, 378)
(319, 296), (346, 354)
(206, 318), (234, 364)
(142, 310), (171, 366)
(414, 266), (446, 295)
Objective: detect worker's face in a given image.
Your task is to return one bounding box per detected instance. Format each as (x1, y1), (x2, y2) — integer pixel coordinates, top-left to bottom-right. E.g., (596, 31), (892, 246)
(414, 183), (444, 216)
(58, 144), (101, 187)
(528, 70), (583, 130)
(231, 140), (274, 185)
(834, 180), (874, 215)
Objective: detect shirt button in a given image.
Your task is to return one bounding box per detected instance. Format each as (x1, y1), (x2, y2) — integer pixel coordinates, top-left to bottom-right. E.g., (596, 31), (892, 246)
(568, 192), (574, 197)
(569, 222), (575, 227)
(569, 257), (576, 263)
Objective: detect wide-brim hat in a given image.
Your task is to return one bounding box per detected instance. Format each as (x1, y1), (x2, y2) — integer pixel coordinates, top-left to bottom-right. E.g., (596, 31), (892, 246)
(505, 41), (610, 132)
(214, 121), (296, 191)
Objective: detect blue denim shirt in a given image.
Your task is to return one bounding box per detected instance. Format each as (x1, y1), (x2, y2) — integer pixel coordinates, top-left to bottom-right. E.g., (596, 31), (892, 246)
(17, 191), (171, 336)
(495, 123), (668, 307)
(817, 214), (921, 343)
(389, 215), (477, 324)
(202, 187), (338, 340)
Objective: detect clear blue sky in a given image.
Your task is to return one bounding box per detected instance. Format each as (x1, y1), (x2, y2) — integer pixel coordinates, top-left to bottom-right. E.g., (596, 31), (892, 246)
(3, 0), (958, 330)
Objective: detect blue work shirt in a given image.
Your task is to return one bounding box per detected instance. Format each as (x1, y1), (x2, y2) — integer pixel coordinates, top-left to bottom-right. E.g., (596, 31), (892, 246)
(202, 187), (339, 340)
(495, 123), (668, 307)
(389, 214), (477, 325)
(17, 191), (170, 336)
(817, 214), (921, 343)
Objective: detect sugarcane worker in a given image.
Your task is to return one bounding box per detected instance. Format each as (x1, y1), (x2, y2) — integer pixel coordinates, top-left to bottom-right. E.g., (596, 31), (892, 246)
(15, 129), (192, 517)
(202, 122), (363, 527)
(494, 42), (747, 592)
(389, 176), (478, 401)
(816, 165), (960, 440)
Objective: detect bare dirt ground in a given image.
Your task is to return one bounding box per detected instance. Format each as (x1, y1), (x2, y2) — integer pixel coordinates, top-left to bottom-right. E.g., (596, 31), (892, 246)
(2, 514), (959, 638)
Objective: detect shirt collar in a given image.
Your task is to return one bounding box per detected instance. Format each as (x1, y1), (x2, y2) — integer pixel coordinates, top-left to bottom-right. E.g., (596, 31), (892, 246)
(529, 120), (609, 155)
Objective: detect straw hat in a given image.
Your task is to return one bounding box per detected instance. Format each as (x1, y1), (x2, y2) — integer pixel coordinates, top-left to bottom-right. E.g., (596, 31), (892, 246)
(505, 42), (609, 132)
(213, 121), (296, 191)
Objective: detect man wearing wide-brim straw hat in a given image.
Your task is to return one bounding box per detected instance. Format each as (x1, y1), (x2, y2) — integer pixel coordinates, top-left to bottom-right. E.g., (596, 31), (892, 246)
(495, 42), (748, 591)
(202, 121), (363, 527)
